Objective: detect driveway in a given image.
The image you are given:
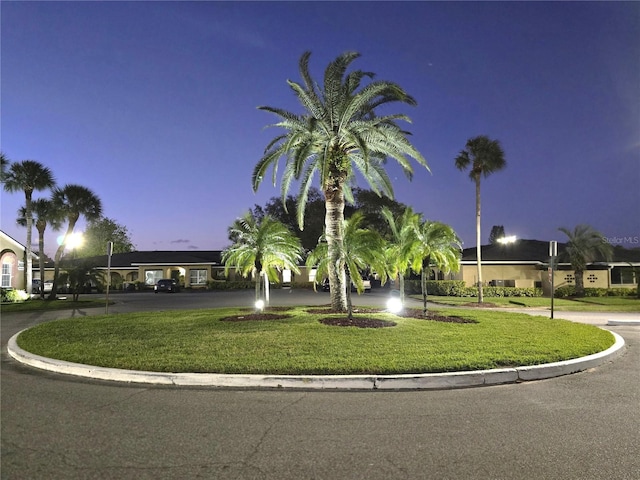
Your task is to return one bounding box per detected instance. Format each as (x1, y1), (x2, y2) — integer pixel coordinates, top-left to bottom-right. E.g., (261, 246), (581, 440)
(2, 290), (639, 479)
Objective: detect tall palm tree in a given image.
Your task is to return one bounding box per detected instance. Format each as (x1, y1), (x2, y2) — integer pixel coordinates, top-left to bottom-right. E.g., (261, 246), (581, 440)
(17, 198), (63, 299)
(49, 184), (103, 298)
(380, 206), (422, 304)
(307, 211), (387, 319)
(223, 213), (302, 307)
(3, 160), (56, 294)
(558, 224), (613, 297)
(454, 135), (506, 303)
(411, 220), (462, 315)
(253, 51), (428, 311)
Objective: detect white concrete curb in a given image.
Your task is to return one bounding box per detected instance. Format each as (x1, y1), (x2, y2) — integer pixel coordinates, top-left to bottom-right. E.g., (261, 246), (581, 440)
(7, 329), (626, 390)
(607, 319), (640, 326)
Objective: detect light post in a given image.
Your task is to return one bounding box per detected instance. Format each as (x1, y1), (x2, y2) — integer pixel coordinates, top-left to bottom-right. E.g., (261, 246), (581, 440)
(106, 241), (113, 314)
(549, 241), (558, 319)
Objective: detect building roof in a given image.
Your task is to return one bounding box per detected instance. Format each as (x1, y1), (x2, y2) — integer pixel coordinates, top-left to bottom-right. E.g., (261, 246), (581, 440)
(40, 250), (223, 269)
(462, 239), (640, 265)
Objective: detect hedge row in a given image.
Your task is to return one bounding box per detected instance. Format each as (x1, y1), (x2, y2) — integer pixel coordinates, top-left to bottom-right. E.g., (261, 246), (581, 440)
(554, 286), (637, 298)
(403, 280), (543, 297)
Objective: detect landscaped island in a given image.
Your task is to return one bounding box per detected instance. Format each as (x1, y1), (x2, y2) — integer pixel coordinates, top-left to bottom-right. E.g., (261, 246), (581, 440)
(16, 306), (615, 375)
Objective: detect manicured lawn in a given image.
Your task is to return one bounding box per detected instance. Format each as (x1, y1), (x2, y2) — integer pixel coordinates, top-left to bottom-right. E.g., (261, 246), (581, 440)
(426, 295), (640, 312)
(1, 298), (108, 313)
(16, 306), (615, 375)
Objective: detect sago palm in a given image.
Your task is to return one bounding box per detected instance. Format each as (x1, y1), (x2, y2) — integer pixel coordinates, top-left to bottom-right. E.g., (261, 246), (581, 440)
(254, 51), (428, 311)
(307, 211), (386, 319)
(558, 224), (612, 297)
(455, 135), (506, 303)
(17, 198), (63, 298)
(3, 159), (56, 294)
(223, 213), (302, 306)
(411, 220), (462, 315)
(49, 184), (103, 298)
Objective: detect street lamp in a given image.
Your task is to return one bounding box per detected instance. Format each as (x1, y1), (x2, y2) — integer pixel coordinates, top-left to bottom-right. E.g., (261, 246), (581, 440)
(497, 235), (517, 245)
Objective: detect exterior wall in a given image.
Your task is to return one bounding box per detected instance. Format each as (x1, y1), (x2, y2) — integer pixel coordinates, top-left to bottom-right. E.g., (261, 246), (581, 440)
(552, 269), (609, 289)
(459, 264), (542, 289)
(0, 233), (27, 290)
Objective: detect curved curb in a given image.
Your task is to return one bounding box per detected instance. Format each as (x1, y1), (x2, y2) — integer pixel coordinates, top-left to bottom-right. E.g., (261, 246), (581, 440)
(607, 319), (640, 326)
(7, 329), (626, 391)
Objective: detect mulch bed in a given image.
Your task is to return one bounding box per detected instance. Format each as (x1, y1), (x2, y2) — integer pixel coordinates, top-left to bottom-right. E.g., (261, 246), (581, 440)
(220, 307), (293, 322)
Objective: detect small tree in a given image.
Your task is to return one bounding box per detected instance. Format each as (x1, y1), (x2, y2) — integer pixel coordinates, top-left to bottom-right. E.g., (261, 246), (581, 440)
(59, 261), (105, 301)
(223, 213), (302, 307)
(411, 220), (462, 316)
(77, 217), (135, 257)
(558, 224), (613, 297)
(380, 206), (421, 303)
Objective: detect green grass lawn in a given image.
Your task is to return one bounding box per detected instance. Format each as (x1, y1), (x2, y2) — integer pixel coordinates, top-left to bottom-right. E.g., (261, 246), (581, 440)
(425, 295), (640, 312)
(1, 298), (108, 313)
(16, 306), (615, 375)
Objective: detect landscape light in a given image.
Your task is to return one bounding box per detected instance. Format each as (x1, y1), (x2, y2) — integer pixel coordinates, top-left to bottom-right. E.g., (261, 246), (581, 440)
(497, 235), (517, 244)
(387, 297), (403, 314)
(255, 299), (265, 311)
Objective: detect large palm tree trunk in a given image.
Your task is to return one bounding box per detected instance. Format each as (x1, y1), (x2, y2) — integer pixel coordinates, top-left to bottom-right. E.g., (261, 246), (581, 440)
(324, 188), (347, 311)
(37, 228), (46, 299)
(24, 193), (33, 295)
(574, 268), (585, 297)
(475, 177), (484, 303)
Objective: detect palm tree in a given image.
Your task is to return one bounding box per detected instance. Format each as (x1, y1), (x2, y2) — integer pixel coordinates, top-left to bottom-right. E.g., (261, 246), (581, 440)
(0, 152), (9, 182)
(3, 160), (56, 294)
(49, 184), (103, 298)
(307, 211), (387, 319)
(253, 51), (428, 311)
(17, 198), (63, 299)
(558, 224), (613, 297)
(58, 260), (104, 302)
(454, 135), (506, 303)
(223, 213), (302, 307)
(411, 220), (462, 316)
(380, 206), (422, 304)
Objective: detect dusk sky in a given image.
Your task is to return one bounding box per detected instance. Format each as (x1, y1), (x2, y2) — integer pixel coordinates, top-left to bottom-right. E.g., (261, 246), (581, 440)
(2, 1), (639, 257)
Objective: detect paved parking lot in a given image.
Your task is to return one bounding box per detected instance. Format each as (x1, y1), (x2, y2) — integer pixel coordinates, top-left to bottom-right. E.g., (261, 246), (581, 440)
(2, 290), (639, 479)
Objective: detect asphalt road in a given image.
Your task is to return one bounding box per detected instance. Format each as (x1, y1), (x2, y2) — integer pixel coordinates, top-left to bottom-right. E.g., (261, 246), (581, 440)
(2, 290), (639, 479)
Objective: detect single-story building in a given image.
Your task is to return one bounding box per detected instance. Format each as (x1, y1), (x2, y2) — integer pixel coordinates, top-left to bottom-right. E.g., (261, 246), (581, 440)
(1, 230), (38, 291)
(33, 239), (639, 293)
(448, 239), (639, 294)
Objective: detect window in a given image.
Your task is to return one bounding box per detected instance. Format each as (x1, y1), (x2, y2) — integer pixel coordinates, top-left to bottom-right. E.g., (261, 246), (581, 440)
(145, 270), (163, 285)
(190, 269), (208, 285)
(1, 263), (11, 288)
(611, 267), (636, 285)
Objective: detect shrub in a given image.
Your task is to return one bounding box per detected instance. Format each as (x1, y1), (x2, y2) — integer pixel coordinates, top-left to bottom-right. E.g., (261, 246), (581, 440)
(1, 288), (29, 303)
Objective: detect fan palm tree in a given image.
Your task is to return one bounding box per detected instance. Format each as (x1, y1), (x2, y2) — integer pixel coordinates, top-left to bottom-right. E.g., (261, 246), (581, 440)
(411, 220), (462, 315)
(17, 198), (63, 299)
(223, 213), (302, 307)
(3, 160), (56, 294)
(454, 135), (506, 303)
(0, 152), (9, 182)
(253, 51), (428, 311)
(49, 184), (103, 298)
(380, 206), (422, 304)
(558, 224), (613, 297)
(307, 211), (387, 319)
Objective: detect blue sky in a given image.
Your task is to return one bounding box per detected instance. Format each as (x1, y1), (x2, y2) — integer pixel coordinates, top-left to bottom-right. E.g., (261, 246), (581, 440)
(2, 1), (639, 256)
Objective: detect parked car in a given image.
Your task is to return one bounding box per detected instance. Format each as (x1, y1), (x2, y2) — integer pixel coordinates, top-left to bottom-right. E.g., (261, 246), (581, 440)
(32, 279), (42, 294)
(154, 279), (180, 293)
